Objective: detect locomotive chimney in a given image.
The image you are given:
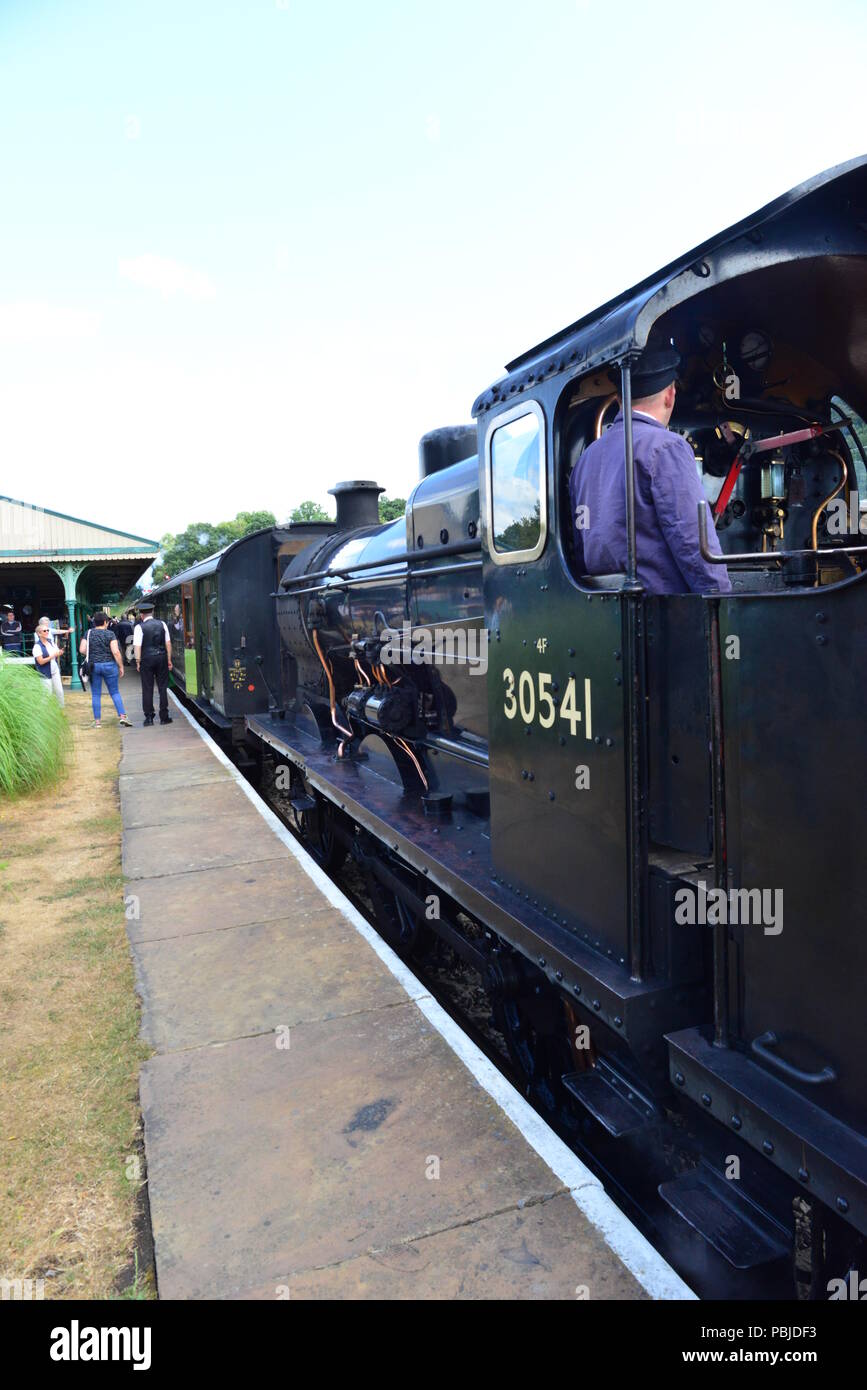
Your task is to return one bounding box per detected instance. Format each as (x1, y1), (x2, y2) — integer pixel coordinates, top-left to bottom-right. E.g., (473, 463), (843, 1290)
(328, 480), (385, 531)
(418, 424), (478, 480)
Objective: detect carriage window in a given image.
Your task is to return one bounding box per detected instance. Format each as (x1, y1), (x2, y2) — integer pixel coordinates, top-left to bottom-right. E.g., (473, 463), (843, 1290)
(487, 402), (547, 564)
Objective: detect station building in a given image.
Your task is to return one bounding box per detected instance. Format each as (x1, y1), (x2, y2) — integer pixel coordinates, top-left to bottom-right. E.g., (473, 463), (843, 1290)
(0, 495), (158, 687)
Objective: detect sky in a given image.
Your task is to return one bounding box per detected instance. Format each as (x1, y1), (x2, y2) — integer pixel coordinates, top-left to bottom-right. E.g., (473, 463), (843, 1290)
(1, 0), (865, 553)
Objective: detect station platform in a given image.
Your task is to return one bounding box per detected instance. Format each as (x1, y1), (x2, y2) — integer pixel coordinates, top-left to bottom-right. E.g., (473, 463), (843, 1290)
(119, 684), (693, 1300)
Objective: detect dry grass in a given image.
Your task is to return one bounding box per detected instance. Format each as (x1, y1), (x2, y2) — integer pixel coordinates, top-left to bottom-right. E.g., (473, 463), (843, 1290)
(0, 688), (152, 1298)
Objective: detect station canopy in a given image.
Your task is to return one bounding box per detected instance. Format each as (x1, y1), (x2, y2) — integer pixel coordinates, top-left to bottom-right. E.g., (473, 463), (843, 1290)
(0, 494), (158, 685)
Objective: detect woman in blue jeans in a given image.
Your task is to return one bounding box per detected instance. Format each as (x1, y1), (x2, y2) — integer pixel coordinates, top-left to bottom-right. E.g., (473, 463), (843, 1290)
(79, 611), (132, 728)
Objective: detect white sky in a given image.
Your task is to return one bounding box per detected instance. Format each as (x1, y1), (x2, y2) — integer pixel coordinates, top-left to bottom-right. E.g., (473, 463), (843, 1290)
(1, 0), (865, 550)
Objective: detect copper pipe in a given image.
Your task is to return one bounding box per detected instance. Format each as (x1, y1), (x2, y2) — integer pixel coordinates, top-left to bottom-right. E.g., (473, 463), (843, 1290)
(354, 658), (371, 686)
(312, 628), (353, 738)
(394, 736), (428, 791)
(811, 449), (849, 555)
(594, 393), (618, 440)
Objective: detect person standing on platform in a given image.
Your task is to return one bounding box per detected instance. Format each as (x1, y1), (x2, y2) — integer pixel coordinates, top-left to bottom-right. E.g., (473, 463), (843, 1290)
(78, 612), (131, 728)
(32, 619), (66, 704)
(115, 612), (134, 664)
(1, 606), (24, 654)
(133, 601), (173, 727)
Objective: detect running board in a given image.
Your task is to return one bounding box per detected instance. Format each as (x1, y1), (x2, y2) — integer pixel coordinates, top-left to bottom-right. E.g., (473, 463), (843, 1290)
(562, 1060), (661, 1137)
(659, 1162), (789, 1270)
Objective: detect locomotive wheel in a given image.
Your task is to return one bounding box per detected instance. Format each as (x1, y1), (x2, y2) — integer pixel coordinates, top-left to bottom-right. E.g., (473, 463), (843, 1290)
(365, 872), (425, 956)
(292, 791), (345, 873)
(494, 993), (572, 1117)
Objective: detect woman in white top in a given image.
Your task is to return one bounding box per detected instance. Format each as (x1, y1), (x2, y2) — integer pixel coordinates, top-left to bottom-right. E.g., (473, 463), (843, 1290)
(32, 617), (65, 705)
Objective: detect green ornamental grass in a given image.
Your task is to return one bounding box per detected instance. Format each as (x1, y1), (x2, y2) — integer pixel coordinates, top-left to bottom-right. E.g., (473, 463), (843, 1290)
(0, 653), (72, 797)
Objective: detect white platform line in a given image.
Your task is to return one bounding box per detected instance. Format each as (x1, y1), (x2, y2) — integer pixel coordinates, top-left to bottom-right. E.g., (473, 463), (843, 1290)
(166, 690), (697, 1301)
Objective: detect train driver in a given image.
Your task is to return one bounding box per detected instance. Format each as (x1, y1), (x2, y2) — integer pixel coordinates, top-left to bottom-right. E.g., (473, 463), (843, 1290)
(569, 348), (731, 594)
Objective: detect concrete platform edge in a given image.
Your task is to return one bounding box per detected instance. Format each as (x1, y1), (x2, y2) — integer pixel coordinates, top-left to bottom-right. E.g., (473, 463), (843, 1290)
(166, 690), (696, 1302)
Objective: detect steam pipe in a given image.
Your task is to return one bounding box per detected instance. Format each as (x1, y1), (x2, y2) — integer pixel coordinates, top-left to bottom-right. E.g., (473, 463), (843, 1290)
(281, 537), (482, 589)
(698, 501), (867, 567)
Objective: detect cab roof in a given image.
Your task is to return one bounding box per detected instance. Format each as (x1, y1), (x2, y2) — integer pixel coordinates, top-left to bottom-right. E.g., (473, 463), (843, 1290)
(472, 154), (867, 417)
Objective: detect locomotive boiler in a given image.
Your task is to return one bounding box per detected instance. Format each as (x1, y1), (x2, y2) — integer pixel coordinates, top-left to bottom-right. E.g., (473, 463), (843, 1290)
(152, 154), (867, 1299)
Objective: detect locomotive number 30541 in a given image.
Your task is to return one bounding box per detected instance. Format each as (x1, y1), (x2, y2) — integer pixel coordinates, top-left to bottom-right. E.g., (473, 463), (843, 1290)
(502, 669), (592, 739)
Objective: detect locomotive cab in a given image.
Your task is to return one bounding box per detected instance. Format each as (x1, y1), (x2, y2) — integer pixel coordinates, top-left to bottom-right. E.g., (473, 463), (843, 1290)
(474, 155), (867, 1275)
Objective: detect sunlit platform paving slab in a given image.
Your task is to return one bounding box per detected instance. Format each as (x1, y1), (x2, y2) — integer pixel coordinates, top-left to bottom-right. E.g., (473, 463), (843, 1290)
(121, 692), (683, 1301)
(141, 1012), (647, 1301)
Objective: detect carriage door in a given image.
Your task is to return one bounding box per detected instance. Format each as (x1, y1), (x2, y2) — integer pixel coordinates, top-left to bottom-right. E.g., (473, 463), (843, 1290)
(199, 576), (224, 710)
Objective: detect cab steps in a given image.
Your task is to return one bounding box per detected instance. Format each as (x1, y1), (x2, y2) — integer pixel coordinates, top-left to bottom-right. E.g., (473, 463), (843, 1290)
(658, 1161), (789, 1269)
(562, 1059), (661, 1138)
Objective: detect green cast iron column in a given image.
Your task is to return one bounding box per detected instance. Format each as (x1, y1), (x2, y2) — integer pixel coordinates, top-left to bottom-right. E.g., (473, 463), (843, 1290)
(50, 562), (88, 691)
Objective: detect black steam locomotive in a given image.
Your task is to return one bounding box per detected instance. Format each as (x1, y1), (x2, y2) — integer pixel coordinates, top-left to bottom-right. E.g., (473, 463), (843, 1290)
(152, 155), (867, 1299)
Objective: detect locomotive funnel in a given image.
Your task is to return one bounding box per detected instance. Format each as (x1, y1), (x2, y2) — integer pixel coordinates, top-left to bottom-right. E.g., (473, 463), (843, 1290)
(328, 479), (384, 530)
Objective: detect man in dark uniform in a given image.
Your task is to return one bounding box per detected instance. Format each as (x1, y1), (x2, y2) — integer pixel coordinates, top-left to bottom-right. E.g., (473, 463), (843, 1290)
(114, 612), (134, 664)
(570, 347), (731, 594)
(133, 601), (173, 726)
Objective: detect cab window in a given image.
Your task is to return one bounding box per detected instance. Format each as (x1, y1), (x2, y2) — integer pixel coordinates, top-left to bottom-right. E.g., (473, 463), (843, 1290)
(486, 401), (547, 564)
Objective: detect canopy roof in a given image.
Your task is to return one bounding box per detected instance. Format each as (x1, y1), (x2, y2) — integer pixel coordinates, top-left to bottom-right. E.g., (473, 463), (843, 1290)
(0, 495), (158, 601)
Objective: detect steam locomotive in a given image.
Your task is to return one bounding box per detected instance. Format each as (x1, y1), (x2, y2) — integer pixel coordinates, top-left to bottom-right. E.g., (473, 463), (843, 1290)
(151, 155), (867, 1299)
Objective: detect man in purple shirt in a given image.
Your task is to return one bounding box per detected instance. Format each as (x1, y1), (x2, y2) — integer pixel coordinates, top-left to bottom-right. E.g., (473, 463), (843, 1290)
(569, 349), (731, 594)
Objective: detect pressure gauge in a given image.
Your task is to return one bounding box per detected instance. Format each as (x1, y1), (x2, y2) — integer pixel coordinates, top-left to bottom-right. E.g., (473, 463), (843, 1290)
(740, 330), (772, 373)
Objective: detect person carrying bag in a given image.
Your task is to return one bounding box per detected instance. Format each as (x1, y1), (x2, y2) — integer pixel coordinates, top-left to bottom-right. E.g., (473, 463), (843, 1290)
(79, 611), (132, 729)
